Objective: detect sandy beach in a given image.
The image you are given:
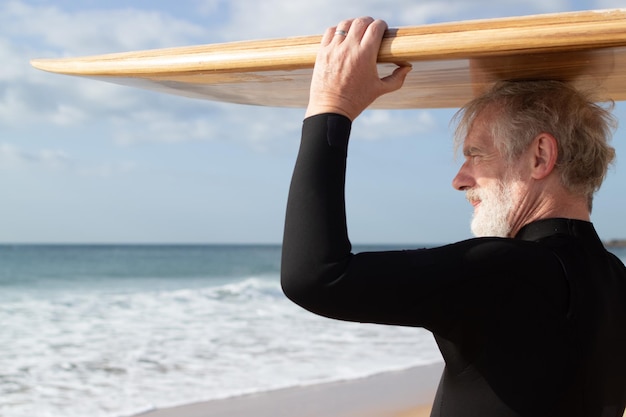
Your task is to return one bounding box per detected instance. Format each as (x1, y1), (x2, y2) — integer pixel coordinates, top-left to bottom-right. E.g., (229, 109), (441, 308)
(133, 359), (626, 417)
(134, 362), (443, 417)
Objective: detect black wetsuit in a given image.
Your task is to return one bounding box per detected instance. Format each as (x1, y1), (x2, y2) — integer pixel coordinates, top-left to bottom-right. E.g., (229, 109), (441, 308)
(280, 114), (626, 417)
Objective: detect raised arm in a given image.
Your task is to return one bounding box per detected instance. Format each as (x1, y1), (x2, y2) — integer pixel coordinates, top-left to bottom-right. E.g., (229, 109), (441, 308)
(281, 18), (430, 324)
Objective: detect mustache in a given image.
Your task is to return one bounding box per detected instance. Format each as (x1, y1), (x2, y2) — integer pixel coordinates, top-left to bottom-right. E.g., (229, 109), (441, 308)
(465, 189), (480, 203)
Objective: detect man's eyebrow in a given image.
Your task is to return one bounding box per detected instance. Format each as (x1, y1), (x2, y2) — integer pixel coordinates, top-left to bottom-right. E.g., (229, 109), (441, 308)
(463, 146), (483, 156)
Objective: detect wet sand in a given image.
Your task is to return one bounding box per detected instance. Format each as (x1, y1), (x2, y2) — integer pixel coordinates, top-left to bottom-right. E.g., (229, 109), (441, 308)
(134, 362), (443, 417)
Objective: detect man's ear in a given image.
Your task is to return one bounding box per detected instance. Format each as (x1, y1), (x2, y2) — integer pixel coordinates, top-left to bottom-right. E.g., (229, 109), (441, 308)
(530, 133), (558, 180)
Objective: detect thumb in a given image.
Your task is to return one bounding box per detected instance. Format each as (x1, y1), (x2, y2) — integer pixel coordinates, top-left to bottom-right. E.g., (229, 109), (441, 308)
(380, 64), (412, 93)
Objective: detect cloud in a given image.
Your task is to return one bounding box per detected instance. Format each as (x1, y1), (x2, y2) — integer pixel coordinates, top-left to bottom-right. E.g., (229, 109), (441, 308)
(1, 1), (209, 55)
(199, 0), (571, 41)
(0, 6), (150, 128)
(0, 141), (138, 178)
(77, 161), (137, 178)
(111, 101), (303, 151)
(352, 109), (447, 142)
(0, 70), (135, 128)
(111, 107), (221, 145)
(0, 143), (71, 170)
(597, 0), (626, 9)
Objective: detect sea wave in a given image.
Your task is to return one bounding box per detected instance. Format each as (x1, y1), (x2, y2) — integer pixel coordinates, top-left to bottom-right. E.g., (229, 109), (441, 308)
(1, 276), (440, 417)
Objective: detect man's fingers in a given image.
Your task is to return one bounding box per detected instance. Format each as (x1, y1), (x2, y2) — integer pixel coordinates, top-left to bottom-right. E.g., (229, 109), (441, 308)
(320, 26), (336, 46)
(345, 17), (375, 41)
(331, 19), (354, 43)
(380, 64), (412, 94)
(360, 18), (388, 49)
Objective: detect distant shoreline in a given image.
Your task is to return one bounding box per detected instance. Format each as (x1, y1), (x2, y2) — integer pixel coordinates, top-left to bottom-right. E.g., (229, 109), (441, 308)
(604, 239), (626, 248)
(0, 240), (624, 248)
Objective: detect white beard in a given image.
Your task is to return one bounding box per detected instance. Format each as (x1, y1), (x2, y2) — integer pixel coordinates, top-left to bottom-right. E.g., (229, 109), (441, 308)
(466, 179), (515, 238)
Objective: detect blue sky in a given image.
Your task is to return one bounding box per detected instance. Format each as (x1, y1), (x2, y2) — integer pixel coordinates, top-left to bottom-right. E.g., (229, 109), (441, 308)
(1, 0), (625, 244)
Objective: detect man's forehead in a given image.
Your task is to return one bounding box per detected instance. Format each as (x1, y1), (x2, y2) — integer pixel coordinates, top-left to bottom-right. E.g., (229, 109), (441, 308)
(463, 115), (497, 151)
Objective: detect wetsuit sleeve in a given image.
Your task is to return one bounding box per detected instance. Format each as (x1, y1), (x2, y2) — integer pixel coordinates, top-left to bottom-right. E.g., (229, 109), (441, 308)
(282, 113), (353, 273)
(280, 113), (478, 331)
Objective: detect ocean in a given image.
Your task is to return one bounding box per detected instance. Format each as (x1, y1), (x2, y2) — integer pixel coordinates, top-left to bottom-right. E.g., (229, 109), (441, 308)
(2, 244), (624, 417)
(0, 244), (441, 417)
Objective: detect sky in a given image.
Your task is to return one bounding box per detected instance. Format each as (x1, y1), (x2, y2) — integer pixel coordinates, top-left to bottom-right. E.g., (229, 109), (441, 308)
(1, 0), (625, 244)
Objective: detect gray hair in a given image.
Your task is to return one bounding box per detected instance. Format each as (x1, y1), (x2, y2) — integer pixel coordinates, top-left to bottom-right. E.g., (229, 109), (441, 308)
(453, 80), (617, 205)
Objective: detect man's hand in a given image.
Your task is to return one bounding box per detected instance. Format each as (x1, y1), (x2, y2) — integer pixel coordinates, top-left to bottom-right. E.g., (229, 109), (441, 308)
(305, 17), (412, 121)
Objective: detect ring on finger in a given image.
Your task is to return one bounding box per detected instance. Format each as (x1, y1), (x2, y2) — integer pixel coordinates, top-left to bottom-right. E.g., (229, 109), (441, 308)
(334, 29), (348, 36)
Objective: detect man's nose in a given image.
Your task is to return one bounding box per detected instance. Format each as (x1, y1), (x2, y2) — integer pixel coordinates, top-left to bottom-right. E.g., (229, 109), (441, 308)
(452, 162), (474, 191)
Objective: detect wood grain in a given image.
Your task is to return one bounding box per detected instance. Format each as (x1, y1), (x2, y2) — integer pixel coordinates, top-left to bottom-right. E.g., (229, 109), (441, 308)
(31, 9), (626, 108)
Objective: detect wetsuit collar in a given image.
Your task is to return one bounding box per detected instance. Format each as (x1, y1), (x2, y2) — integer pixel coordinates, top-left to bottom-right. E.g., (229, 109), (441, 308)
(515, 218), (597, 242)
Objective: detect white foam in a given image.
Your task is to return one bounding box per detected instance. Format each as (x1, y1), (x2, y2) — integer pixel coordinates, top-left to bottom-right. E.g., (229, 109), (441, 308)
(0, 277), (440, 417)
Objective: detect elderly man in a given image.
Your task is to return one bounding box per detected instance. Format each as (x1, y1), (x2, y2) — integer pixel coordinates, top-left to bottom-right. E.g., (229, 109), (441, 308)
(280, 17), (626, 417)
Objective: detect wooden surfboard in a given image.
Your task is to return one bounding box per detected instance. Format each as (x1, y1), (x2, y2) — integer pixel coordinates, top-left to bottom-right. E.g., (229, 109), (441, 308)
(30, 9), (626, 109)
